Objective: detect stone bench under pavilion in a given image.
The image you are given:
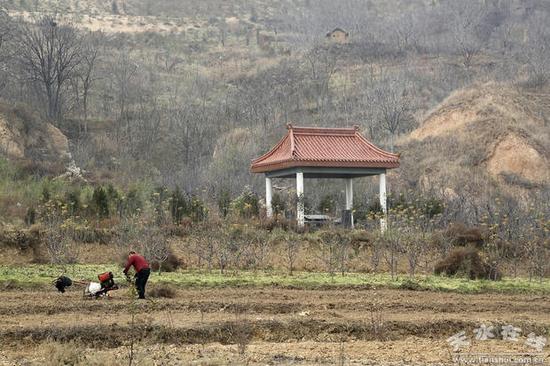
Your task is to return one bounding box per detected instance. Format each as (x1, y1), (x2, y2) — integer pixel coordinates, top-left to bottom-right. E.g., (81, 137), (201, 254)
(250, 124), (400, 229)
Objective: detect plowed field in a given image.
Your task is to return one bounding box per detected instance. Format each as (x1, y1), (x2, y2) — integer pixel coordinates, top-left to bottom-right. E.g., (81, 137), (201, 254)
(0, 287), (548, 365)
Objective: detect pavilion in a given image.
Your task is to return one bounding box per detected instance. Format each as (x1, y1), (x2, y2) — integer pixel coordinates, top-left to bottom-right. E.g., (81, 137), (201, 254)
(250, 124), (400, 229)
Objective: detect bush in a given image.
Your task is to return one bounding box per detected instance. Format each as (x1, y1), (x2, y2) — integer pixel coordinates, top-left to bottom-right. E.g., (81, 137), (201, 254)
(389, 192), (444, 219)
(231, 187), (259, 218)
(170, 186), (188, 224)
(444, 223), (484, 247)
(316, 230), (353, 275)
(151, 186), (169, 224)
(399, 279), (423, 291)
(163, 219), (192, 237)
(0, 223), (41, 250)
(351, 200), (369, 223)
(189, 195), (208, 222)
(150, 250), (182, 272)
(92, 186), (109, 218)
(148, 285), (176, 298)
(64, 220), (114, 244)
(434, 247), (501, 280)
(106, 184), (120, 210)
(65, 188), (81, 216)
(25, 207), (36, 226)
(217, 188), (231, 218)
(119, 187), (143, 217)
(366, 200), (383, 217)
(420, 197), (444, 219)
(41, 185), (51, 203)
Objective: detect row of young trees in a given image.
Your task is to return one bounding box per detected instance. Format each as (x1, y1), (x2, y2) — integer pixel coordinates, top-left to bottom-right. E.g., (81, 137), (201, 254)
(28, 181), (264, 266)
(16, 167), (547, 281)
(151, 187), (548, 281)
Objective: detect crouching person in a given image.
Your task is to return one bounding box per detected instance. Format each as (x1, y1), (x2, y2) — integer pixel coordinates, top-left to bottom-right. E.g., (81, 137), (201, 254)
(123, 251), (151, 299)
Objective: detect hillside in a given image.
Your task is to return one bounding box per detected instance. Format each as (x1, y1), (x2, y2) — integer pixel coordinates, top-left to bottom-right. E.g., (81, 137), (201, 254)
(0, 104), (71, 169)
(400, 83), (550, 197)
(0, 0), (549, 204)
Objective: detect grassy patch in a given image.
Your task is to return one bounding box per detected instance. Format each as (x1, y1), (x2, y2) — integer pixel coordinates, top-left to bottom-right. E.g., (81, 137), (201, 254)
(1, 264), (550, 294)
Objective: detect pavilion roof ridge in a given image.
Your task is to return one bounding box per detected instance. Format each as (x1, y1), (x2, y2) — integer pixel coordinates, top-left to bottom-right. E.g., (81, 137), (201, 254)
(287, 123), (359, 136)
(288, 123), (297, 158)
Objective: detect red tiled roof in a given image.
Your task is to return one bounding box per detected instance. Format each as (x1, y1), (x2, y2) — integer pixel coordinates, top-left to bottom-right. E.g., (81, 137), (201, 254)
(250, 124), (400, 173)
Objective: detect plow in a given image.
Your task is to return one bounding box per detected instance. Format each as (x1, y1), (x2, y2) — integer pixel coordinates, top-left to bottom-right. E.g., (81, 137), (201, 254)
(54, 271), (121, 299)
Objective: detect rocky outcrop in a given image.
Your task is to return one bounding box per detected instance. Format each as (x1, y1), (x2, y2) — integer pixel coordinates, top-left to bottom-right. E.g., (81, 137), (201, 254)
(0, 104), (71, 164)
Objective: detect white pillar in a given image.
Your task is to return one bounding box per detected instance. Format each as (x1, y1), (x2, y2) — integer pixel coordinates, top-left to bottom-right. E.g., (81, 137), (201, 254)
(379, 172), (387, 232)
(296, 172), (304, 227)
(345, 178), (354, 229)
(265, 177), (273, 218)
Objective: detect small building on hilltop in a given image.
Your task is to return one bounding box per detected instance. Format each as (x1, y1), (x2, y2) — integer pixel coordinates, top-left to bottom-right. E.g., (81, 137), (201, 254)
(326, 28), (349, 43)
(250, 124), (400, 229)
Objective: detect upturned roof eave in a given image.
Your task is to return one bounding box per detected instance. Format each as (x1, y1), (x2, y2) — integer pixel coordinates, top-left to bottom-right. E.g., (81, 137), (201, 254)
(250, 159), (400, 173)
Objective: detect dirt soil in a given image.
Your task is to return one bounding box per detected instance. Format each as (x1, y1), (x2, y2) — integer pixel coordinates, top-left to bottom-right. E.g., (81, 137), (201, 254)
(404, 83), (550, 191)
(0, 286), (548, 365)
(0, 106), (71, 162)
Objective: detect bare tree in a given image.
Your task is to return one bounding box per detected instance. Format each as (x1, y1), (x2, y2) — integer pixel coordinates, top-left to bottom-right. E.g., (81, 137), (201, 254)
(0, 8), (12, 94)
(142, 226), (170, 275)
(109, 50), (138, 145)
(318, 231), (350, 276)
(16, 16), (84, 120)
(272, 229), (301, 275)
(390, 15), (417, 54)
(40, 204), (80, 265)
(194, 228), (216, 272)
(0, 8), (11, 59)
(285, 233), (300, 275)
(157, 45), (184, 74)
(304, 46), (337, 116)
(522, 13), (550, 87)
(165, 73), (219, 188)
(215, 228), (232, 274)
(370, 73), (414, 152)
(77, 31), (104, 132)
(44, 229), (80, 265)
(445, 1), (488, 69)
(128, 75), (164, 161)
(379, 224), (403, 280)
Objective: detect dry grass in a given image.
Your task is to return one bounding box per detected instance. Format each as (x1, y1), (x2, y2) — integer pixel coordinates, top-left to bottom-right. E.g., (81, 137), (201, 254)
(400, 82), (550, 195)
(410, 82), (547, 140)
(39, 341), (84, 366)
(39, 340), (123, 366)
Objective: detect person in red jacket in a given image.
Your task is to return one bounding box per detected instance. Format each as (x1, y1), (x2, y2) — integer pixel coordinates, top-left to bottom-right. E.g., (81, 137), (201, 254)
(123, 251), (150, 299)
